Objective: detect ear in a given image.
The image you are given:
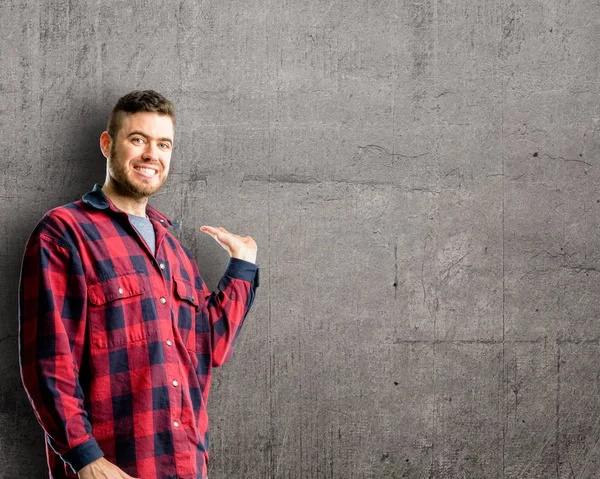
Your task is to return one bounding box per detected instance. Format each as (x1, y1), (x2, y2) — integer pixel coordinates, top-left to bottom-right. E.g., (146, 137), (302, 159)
(99, 131), (111, 159)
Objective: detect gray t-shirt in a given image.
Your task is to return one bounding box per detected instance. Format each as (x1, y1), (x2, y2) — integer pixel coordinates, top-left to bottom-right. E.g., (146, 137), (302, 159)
(128, 213), (156, 256)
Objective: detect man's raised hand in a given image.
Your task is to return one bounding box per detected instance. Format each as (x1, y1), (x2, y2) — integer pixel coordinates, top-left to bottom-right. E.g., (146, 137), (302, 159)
(200, 225), (257, 264)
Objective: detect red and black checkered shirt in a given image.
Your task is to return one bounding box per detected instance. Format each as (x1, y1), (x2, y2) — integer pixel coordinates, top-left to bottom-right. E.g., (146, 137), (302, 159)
(18, 184), (260, 479)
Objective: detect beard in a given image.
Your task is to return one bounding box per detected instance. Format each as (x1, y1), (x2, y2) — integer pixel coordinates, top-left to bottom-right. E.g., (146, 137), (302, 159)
(108, 143), (167, 198)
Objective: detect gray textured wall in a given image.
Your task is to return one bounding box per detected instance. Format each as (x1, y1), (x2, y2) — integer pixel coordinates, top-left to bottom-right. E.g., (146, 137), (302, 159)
(2, 0), (599, 478)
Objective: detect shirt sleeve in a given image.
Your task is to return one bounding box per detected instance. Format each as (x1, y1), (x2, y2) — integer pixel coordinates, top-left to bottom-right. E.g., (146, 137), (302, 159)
(18, 231), (104, 473)
(194, 256), (260, 367)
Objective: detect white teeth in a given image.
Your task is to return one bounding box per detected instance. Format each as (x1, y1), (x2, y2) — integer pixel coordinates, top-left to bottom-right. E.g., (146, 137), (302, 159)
(134, 166), (156, 175)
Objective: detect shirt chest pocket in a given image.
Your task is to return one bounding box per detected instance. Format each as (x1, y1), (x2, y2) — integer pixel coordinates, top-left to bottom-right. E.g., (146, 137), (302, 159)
(172, 276), (205, 352)
(88, 273), (157, 349)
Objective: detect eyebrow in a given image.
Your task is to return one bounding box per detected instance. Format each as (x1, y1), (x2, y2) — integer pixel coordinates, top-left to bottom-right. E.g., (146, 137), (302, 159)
(128, 131), (173, 144)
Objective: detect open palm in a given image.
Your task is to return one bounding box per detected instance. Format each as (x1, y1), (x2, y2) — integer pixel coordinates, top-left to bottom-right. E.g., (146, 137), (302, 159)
(200, 225), (257, 263)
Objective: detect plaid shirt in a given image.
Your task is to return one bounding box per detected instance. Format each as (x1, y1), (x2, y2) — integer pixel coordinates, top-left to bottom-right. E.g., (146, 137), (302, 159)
(18, 184), (260, 479)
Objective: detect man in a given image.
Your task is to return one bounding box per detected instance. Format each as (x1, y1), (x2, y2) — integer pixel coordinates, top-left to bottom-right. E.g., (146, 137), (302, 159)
(18, 90), (260, 479)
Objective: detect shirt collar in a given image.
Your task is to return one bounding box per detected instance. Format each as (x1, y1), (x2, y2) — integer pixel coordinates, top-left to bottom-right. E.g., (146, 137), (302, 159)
(82, 184), (179, 228)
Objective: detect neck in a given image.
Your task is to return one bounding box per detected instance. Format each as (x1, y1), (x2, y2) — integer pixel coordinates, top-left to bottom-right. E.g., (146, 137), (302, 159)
(101, 181), (149, 217)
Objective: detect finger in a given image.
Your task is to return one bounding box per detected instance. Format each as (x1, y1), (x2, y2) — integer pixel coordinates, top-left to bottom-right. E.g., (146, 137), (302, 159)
(218, 227), (245, 241)
(202, 226), (229, 235)
(200, 226), (220, 237)
(202, 226), (236, 242)
(200, 226), (234, 252)
(202, 226), (237, 239)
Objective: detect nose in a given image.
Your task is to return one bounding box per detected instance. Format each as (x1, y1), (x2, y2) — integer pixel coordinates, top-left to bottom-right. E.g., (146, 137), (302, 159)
(142, 143), (159, 162)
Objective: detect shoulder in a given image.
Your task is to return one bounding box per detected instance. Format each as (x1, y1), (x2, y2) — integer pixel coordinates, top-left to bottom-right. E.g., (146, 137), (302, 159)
(165, 233), (194, 259)
(27, 200), (86, 253)
(179, 242), (195, 261)
(163, 232), (199, 273)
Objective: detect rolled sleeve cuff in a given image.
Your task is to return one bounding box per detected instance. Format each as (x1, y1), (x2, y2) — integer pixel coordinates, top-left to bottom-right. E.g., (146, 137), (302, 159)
(61, 437), (104, 473)
(224, 257), (260, 287)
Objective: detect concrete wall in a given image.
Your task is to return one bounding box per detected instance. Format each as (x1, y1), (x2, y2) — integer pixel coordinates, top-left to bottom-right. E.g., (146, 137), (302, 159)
(2, 0), (599, 477)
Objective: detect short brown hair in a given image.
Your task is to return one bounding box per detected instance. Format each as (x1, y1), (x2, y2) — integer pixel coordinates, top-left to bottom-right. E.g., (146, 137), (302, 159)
(107, 90), (175, 140)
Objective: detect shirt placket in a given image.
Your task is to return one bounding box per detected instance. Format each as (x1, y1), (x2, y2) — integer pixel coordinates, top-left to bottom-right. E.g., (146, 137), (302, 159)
(152, 218), (195, 477)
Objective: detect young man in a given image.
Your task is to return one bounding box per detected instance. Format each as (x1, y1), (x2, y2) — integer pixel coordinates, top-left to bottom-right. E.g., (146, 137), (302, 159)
(18, 90), (260, 479)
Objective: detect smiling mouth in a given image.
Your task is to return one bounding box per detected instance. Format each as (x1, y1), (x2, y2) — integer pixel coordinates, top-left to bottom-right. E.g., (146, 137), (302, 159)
(133, 166), (158, 178)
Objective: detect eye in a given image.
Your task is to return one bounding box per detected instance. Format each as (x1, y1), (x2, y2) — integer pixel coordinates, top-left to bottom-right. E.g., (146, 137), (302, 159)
(159, 142), (172, 150)
(132, 137), (144, 144)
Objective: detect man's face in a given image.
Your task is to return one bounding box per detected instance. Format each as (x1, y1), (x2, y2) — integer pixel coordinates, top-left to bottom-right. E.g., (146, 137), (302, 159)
(102, 111), (174, 198)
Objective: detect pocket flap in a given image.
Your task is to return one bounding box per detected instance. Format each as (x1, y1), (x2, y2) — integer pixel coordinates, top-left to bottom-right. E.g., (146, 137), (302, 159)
(88, 274), (148, 305)
(173, 276), (199, 307)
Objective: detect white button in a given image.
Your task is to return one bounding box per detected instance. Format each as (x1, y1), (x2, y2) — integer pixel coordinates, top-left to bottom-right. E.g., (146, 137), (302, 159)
(159, 297), (167, 304)
(173, 421), (179, 428)
(159, 219), (165, 223)
(166, 340), (173, 346)
(118, 287), (123, 294)
(172, 380), (179, 387)
(159, 263), (165, 269)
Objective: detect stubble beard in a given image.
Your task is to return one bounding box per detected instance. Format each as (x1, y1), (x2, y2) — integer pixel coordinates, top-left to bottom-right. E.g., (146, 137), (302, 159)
(108, 143), (167, 198)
